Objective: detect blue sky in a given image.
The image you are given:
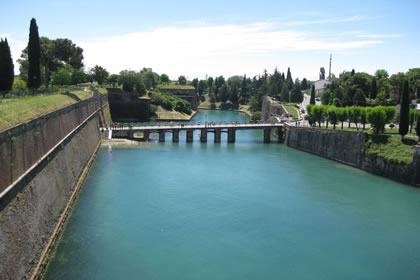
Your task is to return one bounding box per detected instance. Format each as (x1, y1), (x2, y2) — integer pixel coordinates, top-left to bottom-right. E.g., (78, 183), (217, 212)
(1, 0), (419, 80)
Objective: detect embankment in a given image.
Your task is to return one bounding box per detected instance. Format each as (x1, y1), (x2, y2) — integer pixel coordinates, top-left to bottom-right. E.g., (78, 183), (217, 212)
(0, 92), (110, 279)
(286, 126), (420, 186)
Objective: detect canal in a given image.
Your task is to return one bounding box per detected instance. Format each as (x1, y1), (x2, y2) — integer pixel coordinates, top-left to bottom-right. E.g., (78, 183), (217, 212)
(44, 110), (420, 279)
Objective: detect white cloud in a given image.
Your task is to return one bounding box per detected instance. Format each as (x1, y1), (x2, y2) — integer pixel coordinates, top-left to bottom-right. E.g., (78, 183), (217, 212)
(0, 33), (26, 71)
(358, 33), (400, 38)
(283, 16), (363, 26)
(78, 22), (383, 80)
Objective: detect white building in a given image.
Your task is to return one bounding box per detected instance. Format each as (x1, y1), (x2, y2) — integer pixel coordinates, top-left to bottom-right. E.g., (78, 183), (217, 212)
(313, 79), (332, 96)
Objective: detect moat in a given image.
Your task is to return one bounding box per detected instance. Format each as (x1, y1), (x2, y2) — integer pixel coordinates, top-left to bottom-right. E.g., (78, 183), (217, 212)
(44, 110), (420, 279)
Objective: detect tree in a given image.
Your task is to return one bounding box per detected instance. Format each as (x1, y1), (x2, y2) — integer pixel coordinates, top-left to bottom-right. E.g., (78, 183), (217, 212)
(178, 75), (187, 85)
(399, 80), (410, 139)
(327, 106), (338, 129)
(301, 78), (308, 90)
(119, 70), (141, 92)
(321, 88), (332, 105)
(191, 78), (198, 93)
(220, 84), (229, 103)
(368, 106), (386, 134)
(0, 38), (14, 97)
(230, 85), (239, 106)
(280, 84), (289, 103)
(51, 65), (73, 85)
(360, 107), (368, 130)
(160, 73), (169, 84)
(27, 18), (41, 89)
(286, 67), (293, 90)
(310, 85), (315, 105)
(370, 78), (378, 100)
(319, 67), (326, 80)
(336, 107), (348, 130)
(416, 118), (420, 142)
(207, 77), (214, 94)
(291, 81), (303, 103)
(91, 65), (109, 86)
(107, 74), (119, 87)
(20, 37), (84, 87)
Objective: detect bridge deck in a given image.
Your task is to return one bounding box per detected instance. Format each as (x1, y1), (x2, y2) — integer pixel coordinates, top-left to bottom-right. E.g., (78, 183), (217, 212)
(106, 123), (283, 131)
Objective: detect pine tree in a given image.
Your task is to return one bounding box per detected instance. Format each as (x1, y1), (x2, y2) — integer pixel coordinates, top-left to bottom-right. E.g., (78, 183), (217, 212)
(0, 38), (14, 97)
(280, 84), (289, 102)
(370, 78), (377, 100)
(399, 80), (410, 139)
(27, 18), (41, 88)
(310, 85), (316, 105)
(286, 67), (293, 90)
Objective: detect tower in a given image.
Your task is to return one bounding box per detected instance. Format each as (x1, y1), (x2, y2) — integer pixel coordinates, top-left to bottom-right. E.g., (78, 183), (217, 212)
(328, 54), (332, 81)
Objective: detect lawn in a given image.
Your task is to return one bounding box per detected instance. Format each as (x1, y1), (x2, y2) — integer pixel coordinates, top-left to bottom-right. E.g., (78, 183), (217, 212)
(363, 135), (416, 164)
(282, 103), (300, 119)
(0, 90), (92, 132)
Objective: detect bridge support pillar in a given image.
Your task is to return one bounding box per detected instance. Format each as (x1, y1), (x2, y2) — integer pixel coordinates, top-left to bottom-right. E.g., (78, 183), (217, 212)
(172, 129), (179, 143)
(214, 128), (221, 143)
(186, 129), (194, 143)
(263, 128), (271, 143)
(200, 128), (208, 143)
(143, 130), (149, 142)
(228, 128), (236, 143)
(277, 127), (283, 143)
(159, 130), (165, 142)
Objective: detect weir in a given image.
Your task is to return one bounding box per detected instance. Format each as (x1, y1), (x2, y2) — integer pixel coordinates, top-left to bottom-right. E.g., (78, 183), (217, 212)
(106, 122), (284, 143)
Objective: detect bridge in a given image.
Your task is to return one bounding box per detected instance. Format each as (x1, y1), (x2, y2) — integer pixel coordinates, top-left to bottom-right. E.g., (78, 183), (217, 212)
(103, 122), (284, 143)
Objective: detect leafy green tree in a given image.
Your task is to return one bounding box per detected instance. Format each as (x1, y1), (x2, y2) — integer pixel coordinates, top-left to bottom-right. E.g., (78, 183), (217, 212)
(119, 70), (140, 92)
(27, 18), (41, 89)
(375, 69), (389, 80)
(360, 107), (368, 130)
(336, 107), (348, 130)
(191, 78), (198, 93)
(230, 85), (239, 106)
(376, 90), (387, 105)
(227, 75), (242, 89)
(332, 98), (341, 107)
(399, 80), (410, 139)
(239, 75), (249, 104)
(312, 105), (324, 127)
(384, 106), (396, 124)
(291, 81), (302, 103)
(389, 72), (406, 101)
(350, 106), (361, 130)
(220, 84), (229, 103)
(0, 38), (14, 97)
(281, 84), (289, 102)
(321, 88), (331, 105)
(327, 106), (338, 129)
(353, 89), (366, 106)
(160, 73), (169, 84)
(178, 75), (187, 85)
(51, 65), (73, 85)
(107, 74), (119, 87)
(310, 85), (315, 105)
(301, 78), (308, 90)
(251, 111), (261, 122)
(91, 65), (109, 86)
(406, 68), (420, 97)
(368, 106), (386, 134)
(409, 109), (419, 132)
(370, 78), (377, 100)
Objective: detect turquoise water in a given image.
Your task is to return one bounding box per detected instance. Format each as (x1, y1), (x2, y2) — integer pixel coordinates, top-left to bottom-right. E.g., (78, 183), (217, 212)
(45, 110), (420, 279)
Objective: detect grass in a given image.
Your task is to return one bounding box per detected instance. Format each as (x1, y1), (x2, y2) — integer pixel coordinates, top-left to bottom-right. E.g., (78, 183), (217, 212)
(155, 106), (195, 121)
(282, 103), (300, 119)
(158, 85), (195, 90)
(0, 90), (93, 132)
(363, 135), (416, 164)
(198, 94), (251, 116)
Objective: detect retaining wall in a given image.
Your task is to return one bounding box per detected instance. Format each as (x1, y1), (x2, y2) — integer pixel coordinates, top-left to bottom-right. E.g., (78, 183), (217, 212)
(286, 126), (420, 186)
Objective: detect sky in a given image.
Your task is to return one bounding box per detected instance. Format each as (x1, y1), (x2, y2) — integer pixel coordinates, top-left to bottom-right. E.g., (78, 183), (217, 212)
(1, 0), (419, 81)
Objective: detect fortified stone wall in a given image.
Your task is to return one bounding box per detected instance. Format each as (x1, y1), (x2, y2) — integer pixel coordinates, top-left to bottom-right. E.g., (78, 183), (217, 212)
(262, 96), (287, 121)
(286, 126), (420, 186)
(0, 115), (101, 280)
(0, 93), (107, 193)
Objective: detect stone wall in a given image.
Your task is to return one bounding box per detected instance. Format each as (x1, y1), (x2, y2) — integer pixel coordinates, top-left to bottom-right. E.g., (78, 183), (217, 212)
(0, 113), (101, 280)
(262, 96), (287, 121)
(0, 94), (106, 193)
(286, 126), (420, 186)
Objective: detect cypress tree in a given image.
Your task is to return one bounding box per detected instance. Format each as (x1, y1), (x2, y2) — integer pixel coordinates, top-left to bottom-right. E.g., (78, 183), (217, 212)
(370, 78), (377, 100)
(399, 80), (410, 139)
(27, 18), (41, 89)
(310, 85), (316, 105)
(0, 38), (14, 97)
(416, 117), (420, 142)
(286, 67), (293, 90)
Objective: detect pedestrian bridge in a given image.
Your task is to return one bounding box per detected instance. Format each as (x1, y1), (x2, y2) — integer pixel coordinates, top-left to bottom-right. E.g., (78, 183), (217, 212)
(102, 122), (284, 143)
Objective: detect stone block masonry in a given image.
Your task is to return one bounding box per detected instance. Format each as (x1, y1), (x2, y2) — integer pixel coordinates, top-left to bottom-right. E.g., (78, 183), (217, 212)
(286, 126), (420, 186)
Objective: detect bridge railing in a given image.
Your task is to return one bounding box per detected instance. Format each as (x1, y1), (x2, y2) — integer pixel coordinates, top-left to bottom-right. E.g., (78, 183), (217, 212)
(109, 120), (283, 129)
